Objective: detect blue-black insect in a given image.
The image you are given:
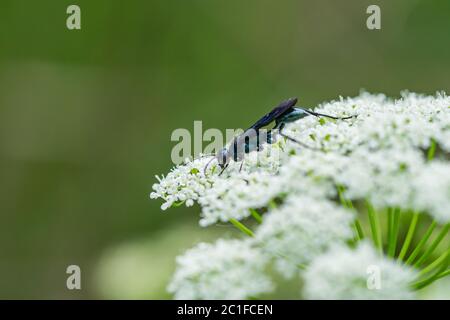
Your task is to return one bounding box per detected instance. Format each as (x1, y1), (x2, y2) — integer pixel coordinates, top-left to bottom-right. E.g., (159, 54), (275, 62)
(204, 97), (356, 175)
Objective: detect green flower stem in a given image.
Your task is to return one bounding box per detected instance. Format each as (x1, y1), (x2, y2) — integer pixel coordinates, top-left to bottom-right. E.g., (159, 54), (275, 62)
(393, 208), (401, 254)
(249, 209), (263, 224)
(405, 221), (437, 265)
(414, 224), (449, 268)
(427, 138), (436, 161)
(345, 197), (364, 241)
(346, 198), (355, 210)
(353, 220), (365, 241)
(412, 252), (449, 290)
(387, 208), (393, 242)
(230, 219), (254, 237)
(397, 212), (420, 262)
(337, 185), (364, 240)
(172, 200), (185, 207)
(297, 264), (307, 270)
(419, 247), (450, 277)
(412, 270), (442, 291)
(268, 200), (277, 210)
(387, 208), (401, 257)
(435, 269), (450, 280)
(337, 185), (348, 207)
(366, 200), (382, 254)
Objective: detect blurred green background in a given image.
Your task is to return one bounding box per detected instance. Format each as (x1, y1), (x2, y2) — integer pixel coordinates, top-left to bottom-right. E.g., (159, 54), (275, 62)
(0, 0), (449, 299)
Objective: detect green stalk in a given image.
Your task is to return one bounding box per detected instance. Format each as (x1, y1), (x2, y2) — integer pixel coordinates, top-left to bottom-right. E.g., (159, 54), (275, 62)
(268, 200), (277, 210)
(230, 218), (254, 237)
(346, 198), (355, 210)
(435, 269), (450, 280)
(387, 208), (393, 250)
(337, 185), (347, 207)
(405, 221), (437, 265)
(412, 270), (443, 290)
(367, 200), (382, 254)
(427, 138), (436, 161)
(347, 197), (364, 241)
(387, 208), (400, 257)
(412, 252), (449, 290)
(338, 185), (363, 240)
(398, 212), (420, 262)
(249, 208), (263, 224)
(419, 247), (450, 276)
(393, 208), (401, 256)
(297, 264), (307, 270)
(354, 220), (365, 241)
(414, 224), (449, 268)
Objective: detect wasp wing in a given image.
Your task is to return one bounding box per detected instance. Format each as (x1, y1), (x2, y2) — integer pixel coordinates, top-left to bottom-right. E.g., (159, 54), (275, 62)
(248, 97), (297, 130)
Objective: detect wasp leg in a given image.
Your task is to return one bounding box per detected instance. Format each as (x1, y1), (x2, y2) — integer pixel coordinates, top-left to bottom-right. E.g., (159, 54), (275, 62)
(278, 123), (321, 150)
(218, 164), (229, 176)
(239, 161), (244, 172)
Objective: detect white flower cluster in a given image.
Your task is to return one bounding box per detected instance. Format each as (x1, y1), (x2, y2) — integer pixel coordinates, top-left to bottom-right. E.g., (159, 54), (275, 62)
(412, 161), (450, 224)
(303, 242), (417, 299)
(295, 92), (450, 153)
(152, 92), (450, 299)
(150, 157), (213, 210)
(282, 91), (450, 222)
(167, 239), (273, 299)
(198, 171), (284, 226)
(255, 195), (354, 278)
(284, 146), (426, 210)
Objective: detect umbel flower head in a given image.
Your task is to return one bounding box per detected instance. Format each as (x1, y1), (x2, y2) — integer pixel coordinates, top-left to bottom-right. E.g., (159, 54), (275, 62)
(152, 91), (450, 225)
(303, 242), (417, 299)
(152, 92), (450, 299)
(167, 239), (274, 300)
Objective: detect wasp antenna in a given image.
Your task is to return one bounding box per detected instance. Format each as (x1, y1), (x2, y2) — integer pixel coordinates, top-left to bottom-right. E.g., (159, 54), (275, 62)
(201, 153), (217, 157)
(305, 110), (357, 120)
(192, 153), (215, 163)
(195, 153), (215, 159)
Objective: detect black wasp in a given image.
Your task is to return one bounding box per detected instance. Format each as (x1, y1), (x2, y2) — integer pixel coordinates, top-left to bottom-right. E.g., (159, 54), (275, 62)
(204, 97), (356, 175)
